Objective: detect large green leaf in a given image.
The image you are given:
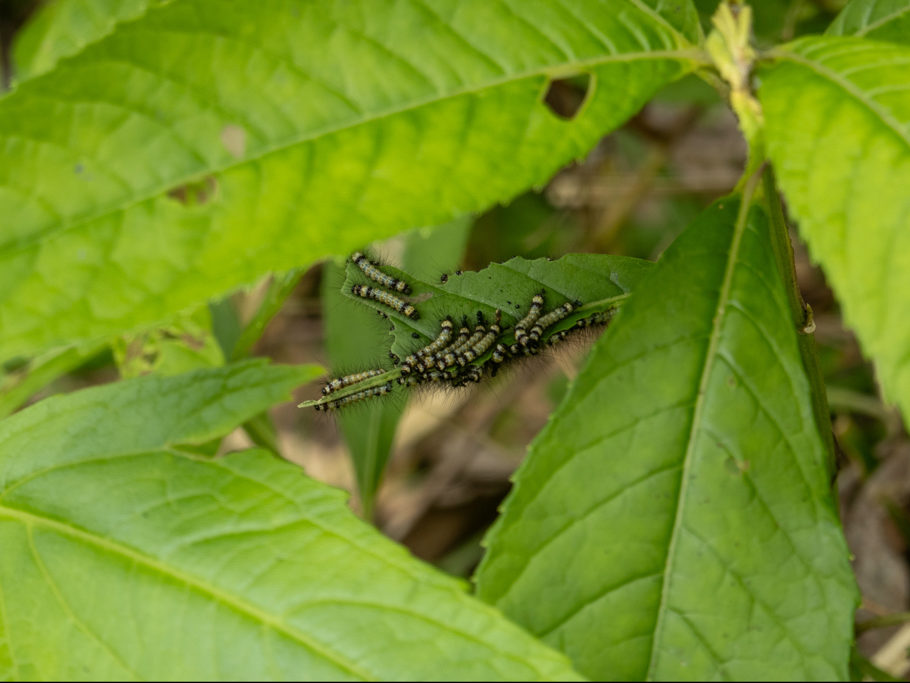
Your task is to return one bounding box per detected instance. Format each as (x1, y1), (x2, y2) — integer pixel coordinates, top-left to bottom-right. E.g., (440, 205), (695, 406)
(10, 0), (154, 81)
(759, 36), (910, 423)
(0, 363), (581, 680)
(826, 0), (910, 44)
(474, 199), (856, 680)
(0, 0), (702, 364)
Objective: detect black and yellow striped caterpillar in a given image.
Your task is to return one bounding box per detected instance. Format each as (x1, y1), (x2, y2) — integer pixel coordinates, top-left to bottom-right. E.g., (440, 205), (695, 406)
(351, 284), (419, 320)
(351, 251), (411, 294)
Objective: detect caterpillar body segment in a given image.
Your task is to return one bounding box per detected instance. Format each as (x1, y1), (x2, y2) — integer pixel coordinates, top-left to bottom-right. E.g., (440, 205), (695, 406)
(457, 321), (502, 366)
(401, 318), (454, 376)
(528, 301), (578, 343)
(438, 323), (485, 370)
(315, 382), (392, 411)
(351, 284), (419, 320)
(514, 291), (545, 348)
(351, 251), (411, 294)
(322, 368), (385, 396)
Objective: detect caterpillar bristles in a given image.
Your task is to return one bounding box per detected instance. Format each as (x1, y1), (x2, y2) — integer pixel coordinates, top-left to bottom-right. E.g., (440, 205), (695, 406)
(351, 251), (411, 294)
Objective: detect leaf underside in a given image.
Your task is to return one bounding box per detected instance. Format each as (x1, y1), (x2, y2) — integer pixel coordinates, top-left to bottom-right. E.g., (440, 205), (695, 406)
(0, 363), (581, 681)
(759, 36), (910, 423)
(0, 0), (699, 363)
(474, 199), (856, 680)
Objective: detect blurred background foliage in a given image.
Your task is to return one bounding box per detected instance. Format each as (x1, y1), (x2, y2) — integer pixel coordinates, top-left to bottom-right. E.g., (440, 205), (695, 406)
(3, 0), (909, 674)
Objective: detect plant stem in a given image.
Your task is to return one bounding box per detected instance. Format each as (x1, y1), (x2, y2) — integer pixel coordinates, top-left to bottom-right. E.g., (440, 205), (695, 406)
(761, 166), (836, 468)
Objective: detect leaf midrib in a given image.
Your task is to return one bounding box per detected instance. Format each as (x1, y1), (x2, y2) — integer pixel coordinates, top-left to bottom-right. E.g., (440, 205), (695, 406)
(3, 48), (703, 259)
(643, 199), (751, 679)
(0, 502), (373, 680)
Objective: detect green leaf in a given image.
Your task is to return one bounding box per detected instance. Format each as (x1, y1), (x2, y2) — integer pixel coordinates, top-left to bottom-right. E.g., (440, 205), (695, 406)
(759, 36), (910, 423)
(826, 0), (910, 44)
(322, 261), (406, 521)
(0, 366), (581, 680)
(10, 0), (155, 81)
(0, 0), (702, 364)
(474, 199), (856, 680)
(0, 339), (107, 419)
(343, 253), (654, 364)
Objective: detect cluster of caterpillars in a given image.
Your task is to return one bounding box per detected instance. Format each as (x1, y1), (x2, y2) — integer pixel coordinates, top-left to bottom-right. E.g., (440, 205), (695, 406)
(314, 253), (614, 411)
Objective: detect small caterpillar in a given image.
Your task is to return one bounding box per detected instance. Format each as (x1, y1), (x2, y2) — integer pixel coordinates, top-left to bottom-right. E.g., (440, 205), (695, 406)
(322, 368), (386, 396)
(438, 320), (486, 370)
(315, 381), (392, 411)
(514, 291), (545, 348)
(351, 284), (419, 319)
(351, 251), (411, 294)
(528, 301), (577, 343)
(457, 311), (502, 366)
(404, 318), (455, 369)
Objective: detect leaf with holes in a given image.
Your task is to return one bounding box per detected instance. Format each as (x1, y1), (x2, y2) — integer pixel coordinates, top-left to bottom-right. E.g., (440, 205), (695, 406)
(0, 0), (702, 364)
(0, 363), (581, 680)
(826, 0), (910, 44)
(474, 199), (857, 680)
(759, 36), (910, 424)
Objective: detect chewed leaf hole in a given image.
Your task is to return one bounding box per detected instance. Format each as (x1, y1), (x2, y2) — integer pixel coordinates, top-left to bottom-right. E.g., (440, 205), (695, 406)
(167, 175), (218, 206)
(542, 73), (593, 120)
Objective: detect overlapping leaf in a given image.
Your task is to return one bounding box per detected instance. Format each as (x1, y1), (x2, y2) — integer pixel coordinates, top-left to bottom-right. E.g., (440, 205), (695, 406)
(11, 0), (154, 80)
(759, 36), (910, 422)
(474, 200), (856, 680)
(0, 362), (581, 680)
(0, 0), (702, 364)
(826, 0), (910, 44)
(342, 253), (654, 363)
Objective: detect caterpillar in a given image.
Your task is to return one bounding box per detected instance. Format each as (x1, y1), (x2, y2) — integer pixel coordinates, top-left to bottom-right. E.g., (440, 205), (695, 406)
(401, 318), (455, 376)
(351, 251), (411, 294)
(438, 320), (486, 371)
(514, 291), (545, 348)
(315, 381), (393, 411)
(457, 311), (502, 366)
(351, 284), (419, 320)
(528, 301), (578, 343)
(322, 368), (386, 396)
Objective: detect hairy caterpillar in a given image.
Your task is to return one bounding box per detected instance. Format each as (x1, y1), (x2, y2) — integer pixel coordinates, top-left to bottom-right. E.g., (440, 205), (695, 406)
(457, 311), (502, 366)
(528, 301), (578, 343)
(351, 251), (411, 294)
(351, 284), (419, 320)
(322, 368), (386, 396)
(314, 381), (393, 411)
(514, 291), (545, 348)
